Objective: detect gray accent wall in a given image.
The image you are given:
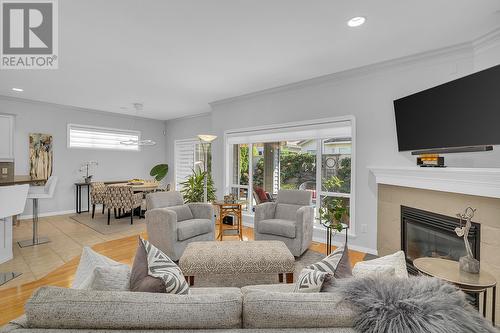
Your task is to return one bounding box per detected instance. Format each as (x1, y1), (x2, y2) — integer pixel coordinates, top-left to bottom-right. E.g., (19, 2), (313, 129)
(0, 98), (166, 217)
(165, 36), (500, 254)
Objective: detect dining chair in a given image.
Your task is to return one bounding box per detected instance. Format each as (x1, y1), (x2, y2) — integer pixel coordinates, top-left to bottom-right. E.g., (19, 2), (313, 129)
(103, 186), (142, 225)
(90, 182), (106, 218)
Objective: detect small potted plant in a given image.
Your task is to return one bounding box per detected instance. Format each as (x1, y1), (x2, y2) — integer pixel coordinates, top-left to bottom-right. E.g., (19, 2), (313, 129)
(319, 197), (349, 232)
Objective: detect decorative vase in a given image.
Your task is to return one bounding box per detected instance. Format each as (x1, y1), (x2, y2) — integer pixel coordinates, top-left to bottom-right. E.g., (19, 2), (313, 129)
(84, 176), (92, 184)
(459, 255), (480, 274)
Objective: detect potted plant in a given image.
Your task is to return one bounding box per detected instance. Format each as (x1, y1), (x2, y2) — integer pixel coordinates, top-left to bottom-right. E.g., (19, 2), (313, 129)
(179, 169), (216, 203)
(319, 196), (349, 232)
(150, 164), (168, 181)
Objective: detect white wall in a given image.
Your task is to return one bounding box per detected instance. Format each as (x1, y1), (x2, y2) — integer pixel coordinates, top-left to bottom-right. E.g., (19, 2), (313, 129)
(164, 113), (212, 187)
(0, 98), (166, 217)
(165, 34), (500, 254)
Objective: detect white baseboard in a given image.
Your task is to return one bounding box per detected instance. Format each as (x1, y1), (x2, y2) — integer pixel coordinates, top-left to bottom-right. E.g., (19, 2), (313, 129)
(241, 214), (378, 255)
(19, 210), (75, 220)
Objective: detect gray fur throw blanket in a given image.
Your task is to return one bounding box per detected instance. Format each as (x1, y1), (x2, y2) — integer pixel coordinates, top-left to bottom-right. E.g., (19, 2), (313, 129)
(340, 275), (498, 333)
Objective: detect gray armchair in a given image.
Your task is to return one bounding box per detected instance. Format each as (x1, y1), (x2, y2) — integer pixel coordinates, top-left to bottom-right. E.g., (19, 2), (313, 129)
(145, 191), (214, 261)
(254, 190), (314, 257)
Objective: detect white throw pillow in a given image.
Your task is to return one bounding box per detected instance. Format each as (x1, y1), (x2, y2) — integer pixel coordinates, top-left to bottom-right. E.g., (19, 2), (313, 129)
(352, 264), (395, 278)
(72, 247), (130, 289)
(89, 265), (131, 291)
(352, 251), (408, 279)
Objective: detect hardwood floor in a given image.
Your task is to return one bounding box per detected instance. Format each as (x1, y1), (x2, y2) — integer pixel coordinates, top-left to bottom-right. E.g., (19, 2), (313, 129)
(0, 213), (366, 326)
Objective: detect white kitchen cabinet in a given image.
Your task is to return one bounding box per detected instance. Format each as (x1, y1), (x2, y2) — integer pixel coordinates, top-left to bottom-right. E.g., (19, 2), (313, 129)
(0, 114), (14, 161)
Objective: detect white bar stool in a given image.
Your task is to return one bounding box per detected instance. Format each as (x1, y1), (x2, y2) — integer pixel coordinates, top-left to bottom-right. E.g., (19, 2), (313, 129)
(18, 176), (58, 248)
(0, 184), (29, 286)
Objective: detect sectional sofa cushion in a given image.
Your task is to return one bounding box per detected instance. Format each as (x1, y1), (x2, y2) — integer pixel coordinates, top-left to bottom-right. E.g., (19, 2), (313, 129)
(129, 237), (166, 293)
(166, 205), (194, 222)
(25, 286), (243, 330)
(243, 289), (356, 329)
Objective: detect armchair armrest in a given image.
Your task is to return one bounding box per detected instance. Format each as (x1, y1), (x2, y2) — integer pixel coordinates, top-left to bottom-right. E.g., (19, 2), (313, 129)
(296, 205), (314, 242)
(145, 208), (179, 256)
(254, 202), (277, 232)
(187, 203), (214, 220)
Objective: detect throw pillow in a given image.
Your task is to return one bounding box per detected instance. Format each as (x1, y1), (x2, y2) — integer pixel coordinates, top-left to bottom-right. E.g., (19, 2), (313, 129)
(342, 275), (498, 333)
(352, 250), (408, 279)
(352, 264), (395, 278)
(129, 237), (166, 293)
(72, 247), (129, 289)
(141, 238), (189, 295)
(89, 265), (131, 291)
(305, 245), (351, 278)
(293, 268), (330, 293)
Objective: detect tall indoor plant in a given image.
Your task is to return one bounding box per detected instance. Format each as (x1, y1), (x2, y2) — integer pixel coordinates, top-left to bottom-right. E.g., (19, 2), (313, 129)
(180, 169), (216, 203)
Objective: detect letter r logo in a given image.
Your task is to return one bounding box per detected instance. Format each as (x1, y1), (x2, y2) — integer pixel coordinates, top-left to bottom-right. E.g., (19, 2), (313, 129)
(2, 2), (53, 54)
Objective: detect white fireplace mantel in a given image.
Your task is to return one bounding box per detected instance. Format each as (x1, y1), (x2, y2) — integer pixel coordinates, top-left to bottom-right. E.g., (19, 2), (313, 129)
(369, 166), (500, 199)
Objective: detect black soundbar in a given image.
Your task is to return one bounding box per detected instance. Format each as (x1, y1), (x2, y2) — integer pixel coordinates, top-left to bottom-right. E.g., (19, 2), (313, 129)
(411, 145), (493, 155)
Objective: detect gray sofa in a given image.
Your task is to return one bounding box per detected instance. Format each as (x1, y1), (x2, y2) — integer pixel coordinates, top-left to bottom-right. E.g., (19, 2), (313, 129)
(254, 190), (314, 257)
(145, 192), (214, 261)
(1, 284), (357, 332)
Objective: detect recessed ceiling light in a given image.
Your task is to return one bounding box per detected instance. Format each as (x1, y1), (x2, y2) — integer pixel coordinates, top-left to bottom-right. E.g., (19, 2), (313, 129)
(347, 16), (366, 27)
(12, 88), (23, 92)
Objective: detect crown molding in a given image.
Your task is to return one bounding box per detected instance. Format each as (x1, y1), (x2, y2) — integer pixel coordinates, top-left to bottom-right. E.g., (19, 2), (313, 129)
(473, 26), (500, 51)
(0, 95), (161, 121)
(166, 111), (212, 123)
(210, 26), (500, 108)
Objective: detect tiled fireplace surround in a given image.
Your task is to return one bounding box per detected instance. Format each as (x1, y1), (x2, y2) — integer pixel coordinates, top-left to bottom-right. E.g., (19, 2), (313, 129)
(377, 182), (500, 322)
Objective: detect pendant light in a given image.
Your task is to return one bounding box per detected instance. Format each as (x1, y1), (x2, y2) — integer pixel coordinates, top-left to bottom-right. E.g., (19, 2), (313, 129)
(120, 103), (156, 146)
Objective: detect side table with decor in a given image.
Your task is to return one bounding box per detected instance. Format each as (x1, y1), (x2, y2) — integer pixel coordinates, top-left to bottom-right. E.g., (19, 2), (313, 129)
(414, 257), (497, 325)
(213, 201), (243, 240)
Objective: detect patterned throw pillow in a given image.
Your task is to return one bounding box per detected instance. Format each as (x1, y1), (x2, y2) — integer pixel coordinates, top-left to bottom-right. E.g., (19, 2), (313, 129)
(141, 238), (189, 295)
(294, 268), (330, 293)
(306, 245), (348, 276)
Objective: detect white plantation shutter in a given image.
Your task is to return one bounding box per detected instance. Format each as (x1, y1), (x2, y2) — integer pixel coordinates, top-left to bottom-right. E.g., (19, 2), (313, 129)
(68, 124), (140, 151)
(175, 140), (196, 190)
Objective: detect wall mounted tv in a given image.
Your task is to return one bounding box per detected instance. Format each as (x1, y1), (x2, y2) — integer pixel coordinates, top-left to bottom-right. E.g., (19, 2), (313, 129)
(394, 64), (500, 154)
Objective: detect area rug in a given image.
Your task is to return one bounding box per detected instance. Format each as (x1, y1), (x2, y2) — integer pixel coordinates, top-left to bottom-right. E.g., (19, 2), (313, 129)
(70, 213), (146, 235)
(192, 249), (326, 287)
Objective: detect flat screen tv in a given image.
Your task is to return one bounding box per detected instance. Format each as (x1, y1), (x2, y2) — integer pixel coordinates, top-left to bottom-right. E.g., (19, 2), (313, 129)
(394, 64), (500, 153)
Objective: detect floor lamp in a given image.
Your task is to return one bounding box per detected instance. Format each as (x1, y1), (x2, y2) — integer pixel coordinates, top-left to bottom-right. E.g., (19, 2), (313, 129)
(197, 134), (217, 203)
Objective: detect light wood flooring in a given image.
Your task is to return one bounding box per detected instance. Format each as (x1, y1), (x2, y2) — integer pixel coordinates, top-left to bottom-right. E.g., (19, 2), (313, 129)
(0, 213), (366, 326)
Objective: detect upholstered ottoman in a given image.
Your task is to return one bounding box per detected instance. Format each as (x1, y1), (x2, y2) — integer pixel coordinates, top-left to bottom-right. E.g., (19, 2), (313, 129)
(179, 241), (295, 287)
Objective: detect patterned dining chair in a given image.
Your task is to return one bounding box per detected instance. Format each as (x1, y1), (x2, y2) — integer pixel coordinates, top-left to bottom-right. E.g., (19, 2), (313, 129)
(103, 186), (143, 225)
(90, 182), (107, 219)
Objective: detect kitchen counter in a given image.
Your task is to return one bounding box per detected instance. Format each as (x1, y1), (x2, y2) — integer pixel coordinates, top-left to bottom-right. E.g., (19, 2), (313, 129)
(0, 175), (45, 186)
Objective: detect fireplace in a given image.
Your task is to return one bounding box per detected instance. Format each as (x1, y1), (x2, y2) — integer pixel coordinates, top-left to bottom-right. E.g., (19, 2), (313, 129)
(401, 206), (480, 274)
(401, 206), (481, 307)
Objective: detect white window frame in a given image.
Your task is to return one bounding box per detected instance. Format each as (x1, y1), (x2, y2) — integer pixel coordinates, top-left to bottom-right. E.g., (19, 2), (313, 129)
(67, 123), (141, 151)
(174, 138), (197, 191)
(224, 115), (356, 236)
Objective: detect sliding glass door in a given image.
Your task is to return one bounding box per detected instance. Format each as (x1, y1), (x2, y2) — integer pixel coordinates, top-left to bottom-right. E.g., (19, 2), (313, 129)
(225, 117), (354, 228)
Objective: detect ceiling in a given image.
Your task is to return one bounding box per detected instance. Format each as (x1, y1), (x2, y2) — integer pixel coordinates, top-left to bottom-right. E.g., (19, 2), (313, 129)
(1, 0), (499, 120)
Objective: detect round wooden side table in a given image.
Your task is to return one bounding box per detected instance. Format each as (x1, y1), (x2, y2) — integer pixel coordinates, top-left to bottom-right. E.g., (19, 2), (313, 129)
(414, 257), (497, 326)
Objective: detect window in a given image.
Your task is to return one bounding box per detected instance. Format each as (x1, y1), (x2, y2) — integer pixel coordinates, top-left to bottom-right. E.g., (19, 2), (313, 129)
(68, 124), (140, 151)
(225, 117), (355, 230)
(175, 139), (212, 191)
